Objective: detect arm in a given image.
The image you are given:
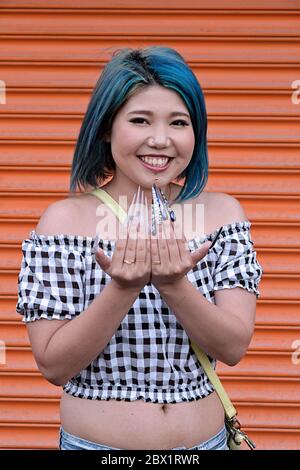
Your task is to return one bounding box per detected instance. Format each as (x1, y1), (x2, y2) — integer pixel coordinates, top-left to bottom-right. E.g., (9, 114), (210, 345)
(158, 278), (256, 366)
(152, 193), (259, 366)
(27, 280), (140, 386)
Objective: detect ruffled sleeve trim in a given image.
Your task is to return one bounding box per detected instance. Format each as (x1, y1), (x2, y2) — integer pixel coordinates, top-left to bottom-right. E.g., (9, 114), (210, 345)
(16, 232), (86, 322)
(187, 220), (251, 251)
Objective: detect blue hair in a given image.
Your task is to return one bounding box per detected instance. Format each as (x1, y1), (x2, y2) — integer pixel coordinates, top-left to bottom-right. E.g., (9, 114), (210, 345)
(70, 46), (208, 203)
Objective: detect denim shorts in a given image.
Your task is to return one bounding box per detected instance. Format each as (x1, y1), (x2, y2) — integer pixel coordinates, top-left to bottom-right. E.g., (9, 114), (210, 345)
(59, 424), (229, 450)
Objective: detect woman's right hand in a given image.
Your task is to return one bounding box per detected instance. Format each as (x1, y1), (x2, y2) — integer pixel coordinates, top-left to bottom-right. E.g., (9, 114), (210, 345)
(94, 187), (151, 292)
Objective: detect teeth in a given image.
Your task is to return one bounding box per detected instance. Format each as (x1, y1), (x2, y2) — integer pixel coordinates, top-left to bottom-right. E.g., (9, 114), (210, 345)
(139, 156), (170, 167)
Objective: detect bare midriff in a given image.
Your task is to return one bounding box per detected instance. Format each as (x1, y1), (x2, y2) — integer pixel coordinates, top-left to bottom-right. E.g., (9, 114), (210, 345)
(60, 390), (225, 450)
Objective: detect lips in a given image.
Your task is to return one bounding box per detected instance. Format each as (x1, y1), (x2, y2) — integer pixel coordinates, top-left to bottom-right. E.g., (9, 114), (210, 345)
(137, 155), (172, 172)
(138, 157), (171, 158)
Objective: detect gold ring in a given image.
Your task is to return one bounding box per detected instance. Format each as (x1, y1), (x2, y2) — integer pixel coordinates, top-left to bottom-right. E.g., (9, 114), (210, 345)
(124, 259), (135, 265)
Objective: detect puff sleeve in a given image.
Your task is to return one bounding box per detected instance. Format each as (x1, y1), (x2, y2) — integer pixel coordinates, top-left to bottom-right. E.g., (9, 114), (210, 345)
(212, 222), (263, 298)
(16, 232), (86, 322)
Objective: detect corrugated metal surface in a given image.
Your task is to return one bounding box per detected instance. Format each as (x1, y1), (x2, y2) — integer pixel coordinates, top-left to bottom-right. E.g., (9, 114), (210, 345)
(1, 0), (299, 450)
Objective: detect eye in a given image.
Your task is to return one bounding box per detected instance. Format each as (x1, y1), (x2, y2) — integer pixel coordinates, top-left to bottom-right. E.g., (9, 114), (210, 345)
(172, 120), (189, 127)
(129, 117), (148, 124)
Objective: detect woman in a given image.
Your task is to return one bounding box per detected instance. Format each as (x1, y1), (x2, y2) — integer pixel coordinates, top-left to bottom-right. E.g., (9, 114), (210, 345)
(16, 47), (263, 450)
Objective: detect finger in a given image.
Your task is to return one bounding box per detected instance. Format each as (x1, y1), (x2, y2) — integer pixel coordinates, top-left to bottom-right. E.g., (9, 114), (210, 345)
(144, 192), (151, 239)
(174, 225), (190, 263)
(168, 216), (182, 242)
(95, 247), (112, 272)
(176, 238), (192, 271)
(144, 196), (152, 272)
(150, 220), (161, 266)
(190, 241), (211, 266)
(136, 224), (147, 263)
(135, 190), (147, 263)
(94, 234), (112, 272)
(169, 216), (185, 246)
(114, 188), (138, 271)
(146, 242), (151, 280)
(156, 222), (169, 266)
(112, 204), (132, 273)
(92, 233), (100, 256)
(162, 219), (181, 266)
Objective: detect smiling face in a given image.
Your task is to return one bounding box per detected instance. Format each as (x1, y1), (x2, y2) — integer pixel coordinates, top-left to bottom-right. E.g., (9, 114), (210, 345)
(106, 85), (195, 196)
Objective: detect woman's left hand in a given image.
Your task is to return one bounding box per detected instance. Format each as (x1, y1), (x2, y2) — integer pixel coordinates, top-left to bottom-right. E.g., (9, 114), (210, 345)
(150, 219), (211, 290)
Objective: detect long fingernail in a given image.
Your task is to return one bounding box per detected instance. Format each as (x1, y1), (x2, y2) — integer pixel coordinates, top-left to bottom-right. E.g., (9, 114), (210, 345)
(123, 190), (137, 226)
(154, 185), (168, 221)
(145, 194), (151, 236)
(134, 185), (141, 223)
(140, 189), (145, 225)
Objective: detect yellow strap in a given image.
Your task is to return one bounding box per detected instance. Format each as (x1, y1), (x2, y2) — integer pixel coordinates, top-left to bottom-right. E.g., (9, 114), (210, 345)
(89, 187), (236, 420)
(89, 187), (127, 224)
(191, 341), (237, 420)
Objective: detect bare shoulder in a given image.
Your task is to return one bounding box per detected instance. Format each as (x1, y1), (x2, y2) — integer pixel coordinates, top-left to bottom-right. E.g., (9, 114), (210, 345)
(206, 192), (248, 227)
(199, 191), (248, 234)
(35, 195), (83, 236)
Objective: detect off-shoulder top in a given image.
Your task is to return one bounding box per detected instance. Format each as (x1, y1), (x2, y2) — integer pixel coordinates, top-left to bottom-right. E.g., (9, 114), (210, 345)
(16, 189), (263, 404)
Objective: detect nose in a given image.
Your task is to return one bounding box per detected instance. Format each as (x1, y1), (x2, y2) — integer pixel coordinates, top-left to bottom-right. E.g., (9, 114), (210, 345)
(147, 129), (170, 148)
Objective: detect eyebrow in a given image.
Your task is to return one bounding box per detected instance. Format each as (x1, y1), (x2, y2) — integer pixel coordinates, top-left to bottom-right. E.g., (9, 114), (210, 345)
(127, 110), (190, 118)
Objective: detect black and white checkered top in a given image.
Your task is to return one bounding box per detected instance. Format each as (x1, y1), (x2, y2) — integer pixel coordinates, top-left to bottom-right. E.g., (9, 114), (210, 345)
(16, 220), (263, 404)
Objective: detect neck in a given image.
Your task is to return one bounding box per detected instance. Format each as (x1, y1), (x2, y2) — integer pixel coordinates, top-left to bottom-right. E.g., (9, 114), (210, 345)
(102, 177), (172, 208)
